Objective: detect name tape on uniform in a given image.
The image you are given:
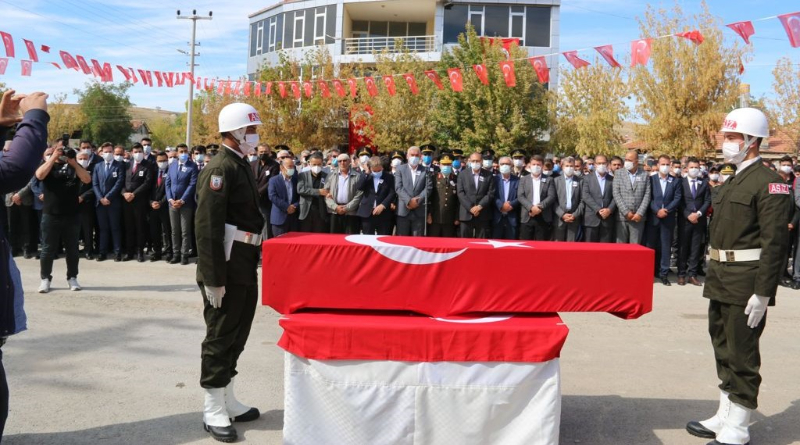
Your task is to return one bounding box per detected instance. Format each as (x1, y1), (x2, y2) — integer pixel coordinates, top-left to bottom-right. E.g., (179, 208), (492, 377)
(768, 183), (790, 195)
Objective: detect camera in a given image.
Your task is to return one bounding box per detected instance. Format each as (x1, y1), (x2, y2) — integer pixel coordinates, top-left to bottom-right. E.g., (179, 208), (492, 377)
(58, 133), (77, 162)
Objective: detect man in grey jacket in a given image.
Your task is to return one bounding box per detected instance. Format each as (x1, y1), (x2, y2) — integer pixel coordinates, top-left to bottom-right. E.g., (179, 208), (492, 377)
(394, 146), (433, 236)
(324, 153), (364, 234)
(613, 150), (651, 244)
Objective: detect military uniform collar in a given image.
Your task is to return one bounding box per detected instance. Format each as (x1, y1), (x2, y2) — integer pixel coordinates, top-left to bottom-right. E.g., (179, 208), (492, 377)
(737, 156), (761, 174)
(730, 156), (762, 185)
(222, 143), (247, 159)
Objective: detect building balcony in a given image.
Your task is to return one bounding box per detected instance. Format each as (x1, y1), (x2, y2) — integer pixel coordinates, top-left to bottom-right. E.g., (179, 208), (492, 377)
(343, 35), (437, 55)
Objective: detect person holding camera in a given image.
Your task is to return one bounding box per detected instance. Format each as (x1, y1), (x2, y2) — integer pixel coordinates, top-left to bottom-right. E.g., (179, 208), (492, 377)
(35, 141), (91, 293)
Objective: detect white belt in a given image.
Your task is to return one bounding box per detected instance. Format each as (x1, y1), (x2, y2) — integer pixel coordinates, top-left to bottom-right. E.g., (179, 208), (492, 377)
(709, 248), (761, 263)
(233, 230), (262, 246)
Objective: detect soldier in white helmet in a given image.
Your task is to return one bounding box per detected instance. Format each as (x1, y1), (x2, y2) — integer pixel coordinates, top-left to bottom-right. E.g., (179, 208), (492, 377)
(686, 108), (790, 445)
(196, 103), (264, 442)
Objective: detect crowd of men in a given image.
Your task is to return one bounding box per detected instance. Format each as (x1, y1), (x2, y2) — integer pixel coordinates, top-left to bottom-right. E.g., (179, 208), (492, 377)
(4, 137), (800, 292)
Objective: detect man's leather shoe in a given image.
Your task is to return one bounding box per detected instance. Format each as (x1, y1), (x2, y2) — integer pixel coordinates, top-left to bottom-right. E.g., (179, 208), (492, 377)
(137, 253), (145, 263)
(706, 441), (749, 445)
(661, 277), (671, 286)
(203, 423), (237, 443)
(96, 254), (107, 262)
(231, 407), (260, 423)
(169, 256), (181, 264)
(115, 253), (123, 262)
(677, 276), (686, 286)
(181, 256), (189, 265)
(123, 254), (134, 262)
(85, 253), (94, 260)
(150, 254), (161, 262)
(686, 421), (716, 439)
(23, 252), (34, 259)
(689, 276), (703, 286)
(164, 254), (173, 263)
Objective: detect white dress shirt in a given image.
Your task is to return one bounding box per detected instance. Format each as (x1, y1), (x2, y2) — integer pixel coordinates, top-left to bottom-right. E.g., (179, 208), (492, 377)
(531, 175), (542, 206)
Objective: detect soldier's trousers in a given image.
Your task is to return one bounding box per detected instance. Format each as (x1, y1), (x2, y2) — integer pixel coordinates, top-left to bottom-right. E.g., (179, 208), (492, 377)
(199, 282), (258, 389)
(708, 299), (766, 409)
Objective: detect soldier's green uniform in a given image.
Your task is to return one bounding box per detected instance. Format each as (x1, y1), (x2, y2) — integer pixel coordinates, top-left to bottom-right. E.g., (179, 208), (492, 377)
(704, 159), (790, 409)
(196, 145), (264, 389)
(429, 172), (459, 237)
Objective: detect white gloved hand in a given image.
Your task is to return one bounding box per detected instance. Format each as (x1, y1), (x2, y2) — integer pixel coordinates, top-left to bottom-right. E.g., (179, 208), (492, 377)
(205, 285), (226, 309)
(744, 294), (769, 328)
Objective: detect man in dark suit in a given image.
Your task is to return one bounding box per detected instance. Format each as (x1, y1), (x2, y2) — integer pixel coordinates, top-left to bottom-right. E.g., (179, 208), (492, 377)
(121, 144), (154, 262)
(582, 154), (616, 243)
(148, 151), (172, 262)
(92, 142), (125, 262)
(676, 157), (711, 286)
(267, 158), (300, 236)
(518, 155), (555, 241)
(75, 150), (97, 259)
(297, 153), (329, 233)
(166, 144), (199, 265)
(252, 144), (281, 240)
(358, 156), (396, 235)
(492, 156), (520, 240)
(457, 151), (495, 238)
(647, 154), (683, 285)
(553, 157), (584, 241)
(394, 146), (433, 236)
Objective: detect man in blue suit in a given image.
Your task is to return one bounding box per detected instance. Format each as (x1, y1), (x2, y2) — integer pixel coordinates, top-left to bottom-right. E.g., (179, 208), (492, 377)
(647, 155), (683, 285)
(92, 142), (125, 262)
(492, 156), (520, 240)
(357, 156), (396, 235)
(165, 144), (199, 265)
(267, 158), (299, 237)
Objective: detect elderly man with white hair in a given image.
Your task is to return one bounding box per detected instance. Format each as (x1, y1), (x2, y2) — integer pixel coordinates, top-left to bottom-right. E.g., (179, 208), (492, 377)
(394, 146), (433, 236)
(324, 153), (364, 234)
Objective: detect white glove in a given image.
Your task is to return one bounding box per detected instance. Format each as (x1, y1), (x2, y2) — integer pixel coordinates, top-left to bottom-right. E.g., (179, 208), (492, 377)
(744, 294), (769, 329)
(205, 285), (226, 309)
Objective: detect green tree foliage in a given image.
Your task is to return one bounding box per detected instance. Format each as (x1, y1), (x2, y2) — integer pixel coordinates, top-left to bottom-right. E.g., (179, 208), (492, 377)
(770, 57), (800, 148)
(75, 82), (134, 145)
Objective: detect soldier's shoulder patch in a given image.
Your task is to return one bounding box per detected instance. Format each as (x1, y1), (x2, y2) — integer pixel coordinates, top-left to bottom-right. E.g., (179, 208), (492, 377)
(768, 183), (790, 195)
(210, 175), (223, 191)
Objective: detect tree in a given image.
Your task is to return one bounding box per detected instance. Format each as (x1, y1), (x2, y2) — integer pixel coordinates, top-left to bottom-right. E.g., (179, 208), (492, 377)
(549, 59), (629, 156)
(430, 25), (549, 155)
(770, 57), (800, 149)
(75, 82), (134, 145)
(149, 115), (185, 149)
(47, 93), (86, 144)
(631, 1), (747, 157)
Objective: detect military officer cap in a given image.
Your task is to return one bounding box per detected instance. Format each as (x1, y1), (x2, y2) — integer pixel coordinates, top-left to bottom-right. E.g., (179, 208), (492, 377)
(206, 144), (220, 150)
(511, 148), (527, 159)
(439, 150), (453, 165)
(274, 144), (291, 152)
(481, 148), (496, 160)
(451, 148), (464, 158)
(420, 144), (437, 155)
(390, 150), (405, 160)
(720, 164), (737, 176)
(357, 146), (373, 157)
(708, 165), (720, 173)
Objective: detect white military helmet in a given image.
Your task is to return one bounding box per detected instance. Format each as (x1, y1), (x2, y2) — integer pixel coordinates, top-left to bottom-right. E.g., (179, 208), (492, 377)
(720, 108), (769, 138)
(218, 103), (262, 133)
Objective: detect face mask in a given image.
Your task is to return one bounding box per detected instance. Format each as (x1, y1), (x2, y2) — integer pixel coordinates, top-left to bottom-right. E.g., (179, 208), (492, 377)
(78, 159), (89, 168)
(595, 164), (607, 175)
(499, 165), (512, 175)
(530, 165), (543, 176)
(574, 170), (582, 177)
(672, 167), (681, 175)
(133, 152), (144, 163)
(722, 140), (749, 165)
(553, 165), (562, 174)
(332, 158), (339, 167)
(513, 159), (524, 168)
(720, 174), (730, 183)
(709, 173), (720, 182)
(452, 159), (461, 169)
(143, 145), (152, 155)
(114, 155), (124, 163)
(624, 161), (635, 172)
(422, 155), (432, 165)
(482, 159), (492, 169)
(408, 156), (421, 166)
(248, 155), (258, 163)
(178, 153), (189, 163)
(440, 165), (453, 175)
(542, 170), (552, 176)
(82, 149), (93, 157)
(371, 171), (382, 178)
(391, 159), (402, 167)
(285, 168), (295, 176)
(168, 157), (176, 165)
(311, 166), (322, 175)
(688, 167), (700, 178)
(780, 165), (793, 174)
(700, 165), (708, 172)
(587, 165), (595, 172)
(158, 161), (168, 170)
(658, 165), (670, 175)
(360, 155), (370, 164)
(195, 154), (205, 163)
(470, 162), (481, 171)
(102, 152), (114, 162)
(563, 167), (574, 177)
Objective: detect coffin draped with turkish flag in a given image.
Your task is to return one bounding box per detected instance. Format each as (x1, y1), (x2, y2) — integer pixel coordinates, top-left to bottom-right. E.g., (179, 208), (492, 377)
(262, 233), (654, 320)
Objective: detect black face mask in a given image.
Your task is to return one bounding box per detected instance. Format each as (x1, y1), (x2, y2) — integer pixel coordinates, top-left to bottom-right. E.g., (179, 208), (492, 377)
(260, 154), (271, 162)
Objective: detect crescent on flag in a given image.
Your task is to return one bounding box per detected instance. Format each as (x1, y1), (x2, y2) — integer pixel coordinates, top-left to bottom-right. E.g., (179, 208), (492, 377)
(345, 235), (467, 265)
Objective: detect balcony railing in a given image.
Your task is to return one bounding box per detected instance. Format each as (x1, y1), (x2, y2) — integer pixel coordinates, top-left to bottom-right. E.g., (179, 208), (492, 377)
(343, 35), (436, 55)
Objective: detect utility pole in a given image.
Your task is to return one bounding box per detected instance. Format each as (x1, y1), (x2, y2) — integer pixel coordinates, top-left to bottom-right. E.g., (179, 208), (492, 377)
(177, 9), (212, 147)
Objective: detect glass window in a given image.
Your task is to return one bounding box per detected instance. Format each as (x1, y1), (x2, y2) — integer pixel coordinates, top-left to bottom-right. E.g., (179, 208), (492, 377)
(510, 13), (524, 41)
(389, 22), (406, 37)
(283, 11), (294, 48)
(315, 11), (326, 43)
(294, 13), (305, 47)
(443, 5), (468, 43)
(468, 6), (484, 36)
(269, 17), (278, 52)
(484, 6), (507, 37)
(408, 22), (426, 36)
(326, 5), (336, 44)
(526, 6), (551, 47)
(370, 21), (388, 37)
(249, 22), (258, 56)
(304, 9), (313, 46)
(511, 6), (525, 13)
(352, 20), (369, 32)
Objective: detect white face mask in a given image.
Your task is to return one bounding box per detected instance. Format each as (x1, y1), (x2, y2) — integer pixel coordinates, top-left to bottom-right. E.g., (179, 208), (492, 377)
(709, 173), (720, 182)
(574, 170), (582, 177)
(470, 162), (481, 171)
(499, 165), (512, 175)
(102, 152), (113, 162)
(391, 159), (402, 167)
(562, 167), (574, 177)
(720, 174), (730, 183)
(722, 140), (750, 165)
(595, 164), (608, 175)
(780, 165), (793, 174)
(624, 161), (635, 172)
(310, 166), (322, 175)
(359, 155), (369, 164)
(248, 155), (258, 163)
(82, 149), (93, 156)
(408, 156), (420, 166)
(114, 155), (124, 162)
(672, 167), (681, 175)
(530, 165), (542, 176)
(168, 157), (176, 165)
(513, 159), (524, 168)
(78, 159), (89, 168)
(143, 145), (152, 155)
(658, 165), (670, 175)
(133, 152), (144, 163)
(157, 161), (168, 170)
(285, 168), (295, 177)
(688, 167), (700, 178)
(482, 159), (493, 169)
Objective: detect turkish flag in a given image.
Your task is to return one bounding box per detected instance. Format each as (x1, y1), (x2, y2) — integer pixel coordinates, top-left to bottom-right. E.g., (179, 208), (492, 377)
(75, 55), (92, 74)
(778, 12), (800, 48)
(166, 72), (175, 87)
(726, 21), (755, 44)
(60, 51), (78, 70)
(0, 32), (14, 58)
(347, 78), (358, 97)
(174, 72), (184, 86)
(594, 45), (620, 68)
(154, 71), (164, 87)
(332, 79), (345, 97)
(447, 68), (463, 92)
(255, 82), (262, 97)
(529, 56), (550, 83)
(424, 70), (444, 90)
(402, 73), (419, 95)
(20, 60), (32, 77)
(91, 60), (105, 80)
(129, 68), (138, 84)
(117, 65), (131, 81)
(0, 58), (7, 75)
(563, 51), (590, 69)
(291, 81), (301, 99)
(676, 30), (704, 45)
(499, 60), (516, 87)
(138, 69), (149, 86)
(242, 81), (250, 96)
(50, 62), (61, 70)
(233, 80), (242, 96)
(208, 79), (215, 92)
(630, 39), (652, 67)
(217, 80), (225, 95)
(472, 64), (489, 85)
(265, 81), (272, 95)
(183, 72), (193, 83)
(303, 80), (313, 98)
(365, 77), (378, 97)
(40, 45), (50, 53)
(383, 75), (396, 96)
(22, 39), (38, 62)
(279, 82), (287, 98)
(739, 58), (745, 75)
(317, 80), (331, 98)
(92, 61), (113, 82)
(143, 71), (153, 87)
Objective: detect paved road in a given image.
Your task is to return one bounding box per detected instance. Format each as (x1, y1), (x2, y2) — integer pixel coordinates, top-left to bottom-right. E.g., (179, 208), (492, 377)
(3, 256), (800, 444)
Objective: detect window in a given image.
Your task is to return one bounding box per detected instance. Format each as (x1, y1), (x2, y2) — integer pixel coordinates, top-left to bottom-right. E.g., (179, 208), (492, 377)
(294, 12), (305, 47)
(283, 11), (294, 48)
(269, 16), (278, 52)
(314, 7), (326, 44)
(443, 5), (468, 43)
(249, 22), (258, 57)
(526, 6), (551, 47)
(468, 5), (484, 36)
(484, 6), (507, 37)
(408, 22), (427, 36)
(256, 22), (264, 54)
(509, 6), (525, 45)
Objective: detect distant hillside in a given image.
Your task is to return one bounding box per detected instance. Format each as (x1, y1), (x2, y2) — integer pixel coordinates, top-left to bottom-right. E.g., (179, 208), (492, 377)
(59, 104), (183, 122)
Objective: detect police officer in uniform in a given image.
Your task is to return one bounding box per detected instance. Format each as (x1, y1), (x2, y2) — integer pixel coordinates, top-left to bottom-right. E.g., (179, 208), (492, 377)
(428, 151), (459, 237)
(196, 103), (264, 442)
(420, 144), (440, 174)
(686, 108), (790, 445)
(451, 148), (465, 175)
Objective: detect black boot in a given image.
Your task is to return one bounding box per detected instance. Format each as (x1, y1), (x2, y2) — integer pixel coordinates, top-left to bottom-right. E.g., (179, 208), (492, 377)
(203, 423), (237, 443)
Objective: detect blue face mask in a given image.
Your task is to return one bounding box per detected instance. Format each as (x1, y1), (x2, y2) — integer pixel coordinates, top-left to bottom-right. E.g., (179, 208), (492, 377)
(441, 165), (453, 175)
(332, 158), (339, 167)
(372, 171), (382, 179)
(452, 159), (461, 170)
(178, 153), (189, 163)
(422, 155), (432, 165)
(553, 164), (562, 174)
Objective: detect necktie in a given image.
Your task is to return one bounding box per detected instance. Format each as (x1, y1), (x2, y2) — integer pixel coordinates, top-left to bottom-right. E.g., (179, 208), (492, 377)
(158, 173), (163, 187)
(132, 162), (138, 174)
(691, 180), (696, 199)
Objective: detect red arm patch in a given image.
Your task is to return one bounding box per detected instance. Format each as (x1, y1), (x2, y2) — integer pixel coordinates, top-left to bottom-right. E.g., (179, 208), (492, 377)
(768, 183), (790, 195)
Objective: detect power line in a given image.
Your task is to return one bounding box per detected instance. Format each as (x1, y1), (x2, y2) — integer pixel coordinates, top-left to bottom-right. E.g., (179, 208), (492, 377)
(81, 0), (186, 45)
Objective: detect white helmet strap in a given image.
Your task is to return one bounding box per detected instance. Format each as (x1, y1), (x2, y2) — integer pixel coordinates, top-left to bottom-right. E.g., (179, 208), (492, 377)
(230, 127), (247, 146)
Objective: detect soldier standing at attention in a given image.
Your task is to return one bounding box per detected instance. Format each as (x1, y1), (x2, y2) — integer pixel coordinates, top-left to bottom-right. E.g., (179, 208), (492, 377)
(686, 108), (790, 445)
(427, 151), (459, 237)
(196, 103), (264, 442)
